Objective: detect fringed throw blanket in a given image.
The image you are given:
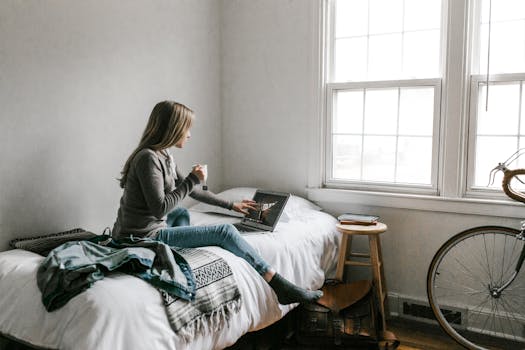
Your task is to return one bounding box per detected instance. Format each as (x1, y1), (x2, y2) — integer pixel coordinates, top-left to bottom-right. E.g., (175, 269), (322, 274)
(160, 248), (242, 341)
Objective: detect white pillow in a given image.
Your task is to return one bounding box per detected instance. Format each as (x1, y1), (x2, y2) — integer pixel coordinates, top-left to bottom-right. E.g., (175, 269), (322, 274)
(286, 194), (323, 216)
(215, 187), (257, 202)
(188, 187), (322, 219)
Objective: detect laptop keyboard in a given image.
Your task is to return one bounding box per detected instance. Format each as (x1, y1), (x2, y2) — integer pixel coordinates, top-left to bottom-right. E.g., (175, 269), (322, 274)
(232, 222), (263, 232)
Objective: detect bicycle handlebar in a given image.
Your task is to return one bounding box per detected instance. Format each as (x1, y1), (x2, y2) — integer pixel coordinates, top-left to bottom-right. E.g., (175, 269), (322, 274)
(501, 167), (525, 204)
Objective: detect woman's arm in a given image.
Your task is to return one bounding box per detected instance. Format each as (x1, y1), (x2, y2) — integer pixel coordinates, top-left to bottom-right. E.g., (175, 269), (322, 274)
(135, 151), (200, 219)
(175, 167), (233, 210)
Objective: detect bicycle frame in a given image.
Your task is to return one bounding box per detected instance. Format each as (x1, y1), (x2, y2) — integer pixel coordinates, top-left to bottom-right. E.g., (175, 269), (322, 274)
(494, 241), (525, 295)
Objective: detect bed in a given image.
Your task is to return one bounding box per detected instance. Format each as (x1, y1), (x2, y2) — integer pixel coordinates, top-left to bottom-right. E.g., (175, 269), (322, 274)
(0, 187), (340, 350)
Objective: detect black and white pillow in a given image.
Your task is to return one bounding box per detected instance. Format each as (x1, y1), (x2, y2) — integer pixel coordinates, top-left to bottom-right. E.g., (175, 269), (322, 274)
(9, 228), (97, 256)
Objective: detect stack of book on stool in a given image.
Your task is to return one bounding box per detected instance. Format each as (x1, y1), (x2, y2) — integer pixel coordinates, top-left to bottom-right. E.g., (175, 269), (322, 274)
(337, 213), (379, 226)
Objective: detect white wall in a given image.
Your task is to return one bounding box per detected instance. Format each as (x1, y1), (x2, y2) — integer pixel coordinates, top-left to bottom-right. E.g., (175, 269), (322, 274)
(221, 0), (318, 194)
(0, 0), (223, 251)
(219, 0), (523, 303)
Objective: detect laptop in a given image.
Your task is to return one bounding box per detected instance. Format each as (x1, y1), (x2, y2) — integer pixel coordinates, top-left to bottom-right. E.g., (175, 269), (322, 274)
(233, 190), (290, 233)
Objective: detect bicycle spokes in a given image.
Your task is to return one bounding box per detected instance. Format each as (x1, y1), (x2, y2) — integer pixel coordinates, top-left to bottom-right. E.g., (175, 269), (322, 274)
(428, 227), (525, 350)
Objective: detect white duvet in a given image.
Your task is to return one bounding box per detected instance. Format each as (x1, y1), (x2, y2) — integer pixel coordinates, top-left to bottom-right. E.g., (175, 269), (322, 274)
(0, 209), (339, 350)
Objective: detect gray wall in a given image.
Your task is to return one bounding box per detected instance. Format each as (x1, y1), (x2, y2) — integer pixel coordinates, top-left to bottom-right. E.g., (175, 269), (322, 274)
(0, 0), (223, 251)
(221, 0), (317, 194)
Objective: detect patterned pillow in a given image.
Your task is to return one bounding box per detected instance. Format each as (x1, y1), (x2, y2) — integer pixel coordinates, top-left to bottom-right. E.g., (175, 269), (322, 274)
(9, 228), (97, 256)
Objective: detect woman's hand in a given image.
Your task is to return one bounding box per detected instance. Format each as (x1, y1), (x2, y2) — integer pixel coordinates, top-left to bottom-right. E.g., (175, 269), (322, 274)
(191, 164), (206, 182)
(232, 200), (257, 215)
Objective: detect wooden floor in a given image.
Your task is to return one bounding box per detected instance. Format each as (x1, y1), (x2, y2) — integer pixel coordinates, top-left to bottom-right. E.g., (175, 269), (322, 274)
(384, 318), (464, 350)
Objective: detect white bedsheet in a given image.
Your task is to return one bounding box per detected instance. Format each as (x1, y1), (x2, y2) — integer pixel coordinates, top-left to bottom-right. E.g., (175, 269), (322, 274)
(0, 209), (340, 350)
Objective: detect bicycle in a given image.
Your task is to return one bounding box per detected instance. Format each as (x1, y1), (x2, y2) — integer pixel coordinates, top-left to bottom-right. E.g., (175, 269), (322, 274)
(427, 149), (525, 350)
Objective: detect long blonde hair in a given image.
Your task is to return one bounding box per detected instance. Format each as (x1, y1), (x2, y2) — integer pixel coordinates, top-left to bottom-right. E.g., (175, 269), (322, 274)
(119, 101), (194, 188)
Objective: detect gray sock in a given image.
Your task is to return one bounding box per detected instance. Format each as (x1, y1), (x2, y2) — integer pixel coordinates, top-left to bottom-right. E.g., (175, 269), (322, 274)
(268, 273), (323, 305)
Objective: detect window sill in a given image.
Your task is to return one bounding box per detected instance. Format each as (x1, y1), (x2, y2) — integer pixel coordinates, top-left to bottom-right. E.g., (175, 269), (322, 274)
(306, 188), (525, 219)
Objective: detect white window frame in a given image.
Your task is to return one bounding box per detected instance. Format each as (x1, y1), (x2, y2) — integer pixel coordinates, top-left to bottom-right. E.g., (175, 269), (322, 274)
(307, 0), (525, 219)
(323, 0), (446, 195)
(325, 79), (442, 195)
(466, 73), (525, 199)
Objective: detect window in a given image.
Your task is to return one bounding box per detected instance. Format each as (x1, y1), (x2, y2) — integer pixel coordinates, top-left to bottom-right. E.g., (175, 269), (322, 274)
(324, 0), (525, 199)
(467, 0), (525, 194)
(326, 0), (444, 194)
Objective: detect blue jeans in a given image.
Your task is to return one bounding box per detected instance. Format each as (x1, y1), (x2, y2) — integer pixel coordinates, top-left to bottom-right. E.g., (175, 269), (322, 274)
(156, 208), (271, 275)
(166, 207), (190, 227)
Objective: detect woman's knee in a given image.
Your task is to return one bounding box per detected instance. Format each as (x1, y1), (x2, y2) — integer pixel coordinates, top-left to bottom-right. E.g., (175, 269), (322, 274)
(179, 207), (190, 215)
(167, 207), (190, 227)
(179, 208), (190, 220)
(217, 223), (240, 240)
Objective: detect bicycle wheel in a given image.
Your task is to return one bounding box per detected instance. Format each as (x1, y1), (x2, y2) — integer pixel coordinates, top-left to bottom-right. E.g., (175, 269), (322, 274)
(427, 226), (525, 350)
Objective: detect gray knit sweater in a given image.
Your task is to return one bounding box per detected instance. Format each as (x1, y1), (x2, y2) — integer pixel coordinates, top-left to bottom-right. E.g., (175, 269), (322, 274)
(112, 148), (233, 239)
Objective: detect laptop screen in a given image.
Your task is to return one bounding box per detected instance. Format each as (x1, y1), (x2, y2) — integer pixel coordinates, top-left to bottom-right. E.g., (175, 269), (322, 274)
(242, 190), (290, 231)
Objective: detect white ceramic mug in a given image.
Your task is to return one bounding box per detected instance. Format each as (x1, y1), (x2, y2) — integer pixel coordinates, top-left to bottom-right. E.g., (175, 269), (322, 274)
(201, 164), (208, 190)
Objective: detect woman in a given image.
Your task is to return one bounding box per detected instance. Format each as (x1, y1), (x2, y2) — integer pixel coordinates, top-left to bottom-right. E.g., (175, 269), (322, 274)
(112, 100), (322, 305)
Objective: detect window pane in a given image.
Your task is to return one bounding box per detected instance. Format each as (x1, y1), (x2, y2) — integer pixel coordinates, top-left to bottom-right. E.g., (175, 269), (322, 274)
(333, 135), (362, 180)
(369, 0), (403, 34)
(479, 21), (525, 74)
(404, 0), (441, 31)
(481, 0), (525, 22)
(364, 89), (398, 135)
(519, 137), (525, 168)
(332, 0), (442, 82)
(474, 136), (517, 187)
(335, 0), (368, 38)
(362, 136), (396, 182)
(334, 90), (364, 133)
(477, 83), (520, 135)
(397, 136), (432, 184)
(368, 34), (402, 80)
(334, 37), (367, 82)
(398, 87), (434, 136)
(403, 30), (441, 78)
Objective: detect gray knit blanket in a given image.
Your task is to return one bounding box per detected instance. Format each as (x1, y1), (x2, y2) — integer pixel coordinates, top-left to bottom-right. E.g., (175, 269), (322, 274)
(160, 248), (242, 340)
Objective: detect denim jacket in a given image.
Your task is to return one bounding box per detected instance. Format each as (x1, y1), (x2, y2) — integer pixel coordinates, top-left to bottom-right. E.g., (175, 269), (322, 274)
(37, 236), (195, 312)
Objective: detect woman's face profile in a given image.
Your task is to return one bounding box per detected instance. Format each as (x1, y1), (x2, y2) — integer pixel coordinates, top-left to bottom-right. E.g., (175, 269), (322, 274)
(175, 127), (191, 148)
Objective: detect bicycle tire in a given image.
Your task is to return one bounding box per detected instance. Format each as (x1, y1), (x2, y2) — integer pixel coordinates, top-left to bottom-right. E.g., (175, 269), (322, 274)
(427, 226), (525, 350)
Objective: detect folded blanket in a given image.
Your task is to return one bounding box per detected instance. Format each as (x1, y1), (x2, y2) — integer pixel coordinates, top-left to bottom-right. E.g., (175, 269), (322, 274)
(161, 248), (242, 340)
(9, 228), (97, 256)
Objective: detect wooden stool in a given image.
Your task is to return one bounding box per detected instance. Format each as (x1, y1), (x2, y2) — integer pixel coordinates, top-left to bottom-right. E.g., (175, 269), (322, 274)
(335, 222), (389, 331)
